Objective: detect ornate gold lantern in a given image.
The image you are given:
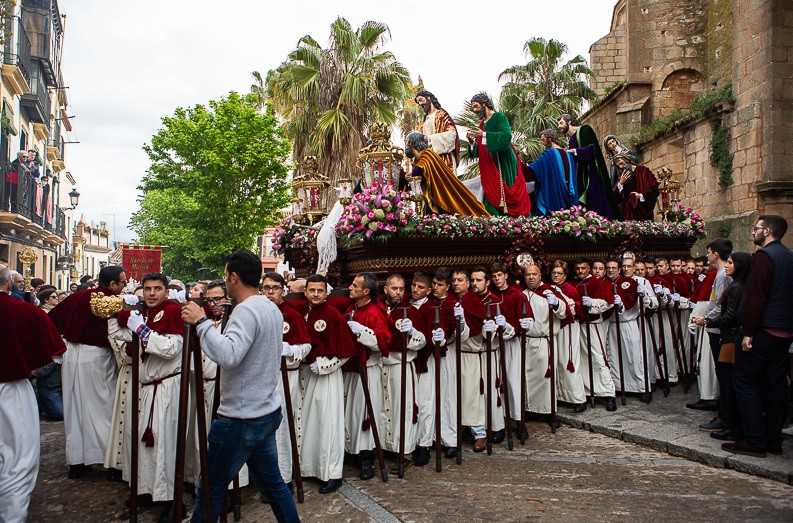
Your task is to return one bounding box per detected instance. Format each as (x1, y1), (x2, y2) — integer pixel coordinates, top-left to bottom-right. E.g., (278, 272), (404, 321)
(292, 156), (329, 225)
(656, 167), (682, 222)
(336, 174), (354, 206)
(356, 123), (403, 189)
(404, 170), (425, 215)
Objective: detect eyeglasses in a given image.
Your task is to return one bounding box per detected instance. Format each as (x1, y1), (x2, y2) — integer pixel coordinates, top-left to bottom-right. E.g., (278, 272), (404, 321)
(205, 297), (227, 305)
(262, 285), (283, 292)
(753, 226), (767, 232)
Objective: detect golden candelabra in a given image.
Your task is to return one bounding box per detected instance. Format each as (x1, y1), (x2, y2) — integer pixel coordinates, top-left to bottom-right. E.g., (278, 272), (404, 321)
(656, 167), (682, 222)
(17, 247), (38, 293)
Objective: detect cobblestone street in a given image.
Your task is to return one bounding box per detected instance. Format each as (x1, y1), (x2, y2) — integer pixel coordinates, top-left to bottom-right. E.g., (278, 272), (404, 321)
(31, 410), (793, 522)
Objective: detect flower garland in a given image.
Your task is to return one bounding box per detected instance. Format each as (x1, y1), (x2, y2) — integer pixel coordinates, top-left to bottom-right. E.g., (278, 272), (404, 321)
(271, 216), (318, 256)
(335, 182), (414, 241)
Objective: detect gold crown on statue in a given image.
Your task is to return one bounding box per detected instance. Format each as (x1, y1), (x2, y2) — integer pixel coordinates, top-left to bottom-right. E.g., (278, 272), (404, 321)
(89, 292), (124, 319)
(516, 252), (535, 268)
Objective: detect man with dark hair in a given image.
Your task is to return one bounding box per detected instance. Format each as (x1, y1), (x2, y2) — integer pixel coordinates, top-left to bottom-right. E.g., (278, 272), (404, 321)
(612, 154), (659, 221)
(725, 215), (793, 457)
(342, 272), (391, 480)
(605, 258), (620, 283)
(111, 272), (185, 520)
(182, 251), (299, 521)
(49, 265), (127, 480)
(466, 92), (531, 216)
(406, 131), (489, 216)
(689, 238), (733, 417)
(262, 271), (311, 487)
(299, 273), (357, 494)
(0, 265), (66, 521)
(80, 274), (93, 285)
(380, 273), (426, 469)
(414, 90), (460, 171)
(573, 258), (617, 410)
(523, 129), (578, 216)
(558, 114), (619, 219)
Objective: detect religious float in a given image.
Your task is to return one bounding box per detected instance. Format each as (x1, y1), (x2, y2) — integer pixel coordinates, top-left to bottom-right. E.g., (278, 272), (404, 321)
(274, 124), (703, 286)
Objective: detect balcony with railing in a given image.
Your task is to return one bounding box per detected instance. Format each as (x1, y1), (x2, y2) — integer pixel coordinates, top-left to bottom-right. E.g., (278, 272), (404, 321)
(0, 159), (67, 244)
(1, 17), (32, 97)
(22, 0), (62, 88)
(20, 61), (50, 124)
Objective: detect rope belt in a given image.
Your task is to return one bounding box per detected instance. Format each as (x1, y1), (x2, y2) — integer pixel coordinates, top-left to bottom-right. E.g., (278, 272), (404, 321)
(140, 371), (180, 447)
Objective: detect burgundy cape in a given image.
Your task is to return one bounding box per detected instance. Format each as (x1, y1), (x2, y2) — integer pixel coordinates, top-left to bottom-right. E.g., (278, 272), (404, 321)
(492, 285), (534, 328)
(691, 270), (718, 303)
(278, 302), (311, 346)
(343, 300), (392, 373)
(304, 301), (358, 364)
(533, 283), (575, 328)
(2, 292), (66, 382)
(49, 286), (116, 348)
(614, 165), (659, 221)
(459, 291), (487, 337)
(574, 276), (615, 322)
(611, 276), (639, 310)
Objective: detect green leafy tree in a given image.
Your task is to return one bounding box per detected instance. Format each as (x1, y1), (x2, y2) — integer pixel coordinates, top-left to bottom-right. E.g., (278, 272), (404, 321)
(131, 92), (291, 279)
(499, 37), (596, 161)
(266, 17), (412, 199)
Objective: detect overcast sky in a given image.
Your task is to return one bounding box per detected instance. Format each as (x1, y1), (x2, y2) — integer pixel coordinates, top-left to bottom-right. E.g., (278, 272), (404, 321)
(59, 0), (616, 243)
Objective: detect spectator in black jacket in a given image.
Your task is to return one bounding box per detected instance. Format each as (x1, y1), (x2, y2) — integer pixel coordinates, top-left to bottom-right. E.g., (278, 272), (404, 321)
(693, 252), (751, 442)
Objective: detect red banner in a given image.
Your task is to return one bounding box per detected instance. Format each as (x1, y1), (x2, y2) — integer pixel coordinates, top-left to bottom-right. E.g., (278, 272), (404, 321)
(120, 244), (162, 282)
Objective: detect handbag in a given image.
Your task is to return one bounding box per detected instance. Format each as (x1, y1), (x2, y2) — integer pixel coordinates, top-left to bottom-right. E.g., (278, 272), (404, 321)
(718, 342), (735, 363)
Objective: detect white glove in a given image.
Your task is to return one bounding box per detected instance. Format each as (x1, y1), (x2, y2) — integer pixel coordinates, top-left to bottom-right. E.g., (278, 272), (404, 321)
(483, 320), (496, 333)
(698, 274), (706, 282)
(281, 342), (294, 358)
(494, 314), (506, 328)
(637, 282), (645, 294)
(168, 289), (186, 303)
(347, 320), (364, 335)
(671, 293), (681, 302)
(431, 327), (445, 344)
(652, 284), (662, 294)
(581, 295), (593, 307)
(127, 311), (145, 332)
(663, 288), (671, 296)
(613, 295), (623, 307)
(310, 362), (319, 374)
(519, 317), (534, 331)
(123, 294), (140, 306)
(399, 318), (413, 333)
(545, 293), (559, 307)
(453, 303), (464, 321)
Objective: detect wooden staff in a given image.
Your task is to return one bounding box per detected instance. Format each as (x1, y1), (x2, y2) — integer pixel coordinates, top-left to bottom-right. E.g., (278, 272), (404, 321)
(397, 307), (409, 478)
(519, 298), (528, 445)
(663, 291), (687, 393)
(433, 306), (443, 472)
(653, 288), (672, 393)
(172, 286), (211, 523)
(671, 281), (691, 390)
(495, 303), (513, 450)
(547, 293), (557, 433)
(637, 284), (652, 401)
(280, 357), (304, 502)
(357, 356), (388, 482)
(582, 286), (595, 408)
(129, 334), (140, 523)
(612, 283), (627, 406)
(192, 330), (213, 520)
(455, 307), (463, 465)
(484, 305), (493, 455)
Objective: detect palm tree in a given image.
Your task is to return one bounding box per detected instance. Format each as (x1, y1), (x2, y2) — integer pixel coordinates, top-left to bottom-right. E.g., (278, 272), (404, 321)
(499, 37), (596, 161)
(250, 70), (267, 111)
(266, 17), (412, 199)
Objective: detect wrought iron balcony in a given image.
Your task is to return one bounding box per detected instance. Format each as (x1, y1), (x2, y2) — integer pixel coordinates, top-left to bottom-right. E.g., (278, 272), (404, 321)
(2, 17), (32, 86)
(0, 160), (66, 241)
(22, 0), (62, 88)
(20, 63), (50, 124)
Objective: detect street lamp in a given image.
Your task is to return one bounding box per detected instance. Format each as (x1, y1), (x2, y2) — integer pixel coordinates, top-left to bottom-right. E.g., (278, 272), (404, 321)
(68, 188), (80, 209)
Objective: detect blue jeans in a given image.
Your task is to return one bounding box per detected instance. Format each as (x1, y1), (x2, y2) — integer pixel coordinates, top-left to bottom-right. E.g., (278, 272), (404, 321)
(191, 409), (299, 523)
(40, 391), (63, 420)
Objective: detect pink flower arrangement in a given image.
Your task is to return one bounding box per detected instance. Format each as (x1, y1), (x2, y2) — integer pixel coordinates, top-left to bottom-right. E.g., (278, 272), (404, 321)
(271, 216), (318, 256)
(335, 182), (414, 241)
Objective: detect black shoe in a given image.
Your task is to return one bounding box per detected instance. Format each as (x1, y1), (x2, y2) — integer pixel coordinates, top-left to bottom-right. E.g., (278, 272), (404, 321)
(390, 458), (412, 474)
(686, 399), (717, 411)
(124, 494), (153, 508)
(722, 440), (766, 458)
(156, 501), (186, 523)
(639, 393), (652, 404)
(318, 478), (342, 494)
(68, 464), (91, 479)
(767, 445), (783, 456)
(413, 446), (429, 467)
(605, 397), (617, 411)
(699, 417), (725, 431)
(443, 446), (458, 459)
(359, 459), (375, 480)
(710, 428), (740, 441)
(573, 403), (587, 413)
(491, 429), (505, 444)
(105, 468), (121, 482)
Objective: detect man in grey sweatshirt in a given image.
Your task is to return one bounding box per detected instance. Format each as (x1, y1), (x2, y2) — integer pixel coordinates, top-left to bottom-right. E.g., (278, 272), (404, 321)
(182, 250), (299, 523)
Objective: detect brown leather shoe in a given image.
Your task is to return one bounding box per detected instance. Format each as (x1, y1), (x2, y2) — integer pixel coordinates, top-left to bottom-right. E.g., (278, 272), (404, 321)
(473, 438), (487, 452)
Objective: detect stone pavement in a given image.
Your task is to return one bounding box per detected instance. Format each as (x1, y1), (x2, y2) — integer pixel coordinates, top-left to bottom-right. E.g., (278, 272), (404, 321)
(556, 384), (793, 485)
(30, 397), (793, 522)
